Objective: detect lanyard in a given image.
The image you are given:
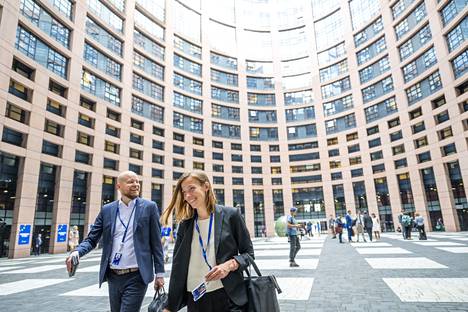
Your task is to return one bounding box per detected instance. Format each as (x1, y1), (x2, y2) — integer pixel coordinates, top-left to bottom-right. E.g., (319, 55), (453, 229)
(117, 199), (137, 244)
(194, 212), (213, 270)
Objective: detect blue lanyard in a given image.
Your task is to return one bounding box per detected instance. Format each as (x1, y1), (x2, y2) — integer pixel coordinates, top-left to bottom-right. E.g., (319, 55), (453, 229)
(194, 213), (213, 270)
(117, 199), (137, 244)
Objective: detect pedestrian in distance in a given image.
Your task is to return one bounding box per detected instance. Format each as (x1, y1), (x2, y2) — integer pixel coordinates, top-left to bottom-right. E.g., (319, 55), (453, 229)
(161, 171), (254, 312)
(401, 212), (413, 240)
(306, 221), (312, 237)
(436, 218), (445, 231)
(355, 211), (367, 242)
(335, 216), (344, 243)
(34, 233), (42, 256)
(68, 225), (79, 252)
(371, 213), (381, 240)
(414, 213), (427, 240)
(287, 207), (302, 267)
(66, 171), (165, 312)
(329, 215), (336, 239)
(345, 210), (354, 243)
(398, 209), (407, 239)
(363, 211), (373, 242)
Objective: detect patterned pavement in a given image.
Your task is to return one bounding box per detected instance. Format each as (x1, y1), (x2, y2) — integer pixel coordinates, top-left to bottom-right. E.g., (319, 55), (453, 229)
(0, 231), (467, 311)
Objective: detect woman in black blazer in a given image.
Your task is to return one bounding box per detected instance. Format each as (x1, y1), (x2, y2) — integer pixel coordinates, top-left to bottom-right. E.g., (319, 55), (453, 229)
(161, 171), (254, 312)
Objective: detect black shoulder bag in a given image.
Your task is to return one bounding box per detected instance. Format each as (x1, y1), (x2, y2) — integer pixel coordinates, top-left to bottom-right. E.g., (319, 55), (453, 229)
(243, 254), (282, 312)
(148, 287), (168, 312)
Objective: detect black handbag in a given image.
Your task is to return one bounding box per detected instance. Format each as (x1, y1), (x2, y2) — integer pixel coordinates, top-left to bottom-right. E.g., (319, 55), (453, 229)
(243, 254), (282, 312)
(148, 287), (168, 312)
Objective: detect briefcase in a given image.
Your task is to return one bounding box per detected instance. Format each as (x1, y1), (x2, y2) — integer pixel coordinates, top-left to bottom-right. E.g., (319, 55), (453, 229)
(148, 287), (168, 312)
(244, 254), (281, 312)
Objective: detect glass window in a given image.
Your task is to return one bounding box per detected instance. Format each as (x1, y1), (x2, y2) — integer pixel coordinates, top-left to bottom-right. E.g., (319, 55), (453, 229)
(87, 0), (123, 33)
(349, 0), (380, 30)
(315, 10), (344, 51)
(173, 1), (200, 42)
(135, 9), (165, 41)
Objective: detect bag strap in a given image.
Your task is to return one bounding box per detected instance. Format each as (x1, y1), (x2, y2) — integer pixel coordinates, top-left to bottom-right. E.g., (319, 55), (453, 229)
(153, 286), (166, 300)
(244, 254), (262, 277)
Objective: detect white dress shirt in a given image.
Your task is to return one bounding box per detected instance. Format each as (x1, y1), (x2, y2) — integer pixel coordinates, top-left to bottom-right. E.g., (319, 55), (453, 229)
(109, 199), (138, 269)
(187, 217), (223, 292)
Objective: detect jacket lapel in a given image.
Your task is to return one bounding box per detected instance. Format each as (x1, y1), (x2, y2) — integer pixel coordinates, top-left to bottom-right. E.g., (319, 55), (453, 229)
(110, 200), (119, 237)
(214, 205), (224, 257)
(132, 197), (142, 233)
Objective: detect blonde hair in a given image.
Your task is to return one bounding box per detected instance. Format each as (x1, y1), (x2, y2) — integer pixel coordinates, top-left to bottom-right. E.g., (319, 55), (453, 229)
(161, 171), (217, 226)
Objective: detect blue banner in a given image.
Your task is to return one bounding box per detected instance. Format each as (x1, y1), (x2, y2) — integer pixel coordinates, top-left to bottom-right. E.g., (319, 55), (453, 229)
(18, 224), (31, 245)
(57, 224), (68, 243)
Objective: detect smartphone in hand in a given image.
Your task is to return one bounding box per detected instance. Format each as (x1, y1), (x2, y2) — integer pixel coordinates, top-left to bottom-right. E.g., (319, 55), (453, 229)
(68, 255), (79, 277)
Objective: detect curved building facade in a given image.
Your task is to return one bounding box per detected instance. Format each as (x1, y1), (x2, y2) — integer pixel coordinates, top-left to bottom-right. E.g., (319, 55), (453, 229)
(0, 0), (467, 257)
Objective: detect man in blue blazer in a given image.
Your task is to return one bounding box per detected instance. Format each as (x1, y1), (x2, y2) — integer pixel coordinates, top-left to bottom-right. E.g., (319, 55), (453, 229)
(66, 171), (165, 312)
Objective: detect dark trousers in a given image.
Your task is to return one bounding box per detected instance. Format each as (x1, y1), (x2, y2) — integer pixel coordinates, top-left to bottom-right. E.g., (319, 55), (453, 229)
(187, 288), (245, 312)
(404, 226), (412, 239)
(289, 235), (301, 262)
(417, 224), (426, 240)
(347, 227), (353, 242)
(365, 228), (373, 241)
(107, 270), (148, 312)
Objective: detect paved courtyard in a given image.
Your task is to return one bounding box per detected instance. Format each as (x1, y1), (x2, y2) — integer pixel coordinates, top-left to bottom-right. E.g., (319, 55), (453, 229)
(1, 231), (468, 311)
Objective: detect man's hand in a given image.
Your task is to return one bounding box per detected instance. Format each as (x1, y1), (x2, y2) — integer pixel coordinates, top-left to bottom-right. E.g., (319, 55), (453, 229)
(65, 251), (79, 273)
(205, 259), (238, 282)
(154, 277), (164, 290)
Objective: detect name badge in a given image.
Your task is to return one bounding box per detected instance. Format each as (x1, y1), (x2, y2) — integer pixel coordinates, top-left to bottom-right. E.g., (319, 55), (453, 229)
(112, 252), (122, 265)
(191, 281), (207, 301)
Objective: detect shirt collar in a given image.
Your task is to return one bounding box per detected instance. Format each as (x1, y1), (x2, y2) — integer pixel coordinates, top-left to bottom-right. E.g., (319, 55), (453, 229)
(119, 197), (138, 210)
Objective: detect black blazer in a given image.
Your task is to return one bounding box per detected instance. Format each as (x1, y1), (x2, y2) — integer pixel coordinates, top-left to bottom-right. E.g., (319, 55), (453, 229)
(167, 205), (254, 311)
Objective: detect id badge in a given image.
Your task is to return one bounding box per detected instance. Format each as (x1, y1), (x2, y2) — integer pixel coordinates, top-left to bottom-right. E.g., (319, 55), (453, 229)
(191, 281), (207, 301)
(112, 252), (122, 265)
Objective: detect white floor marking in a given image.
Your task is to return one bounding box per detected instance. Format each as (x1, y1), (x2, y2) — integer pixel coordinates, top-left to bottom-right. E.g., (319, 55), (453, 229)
(0, 265), (64, 274)
(60, 278), (170, 297)
(276, 278), (314, 301)
(254, 259), (319, 270)
(0, 266), (24, 272)
(435, 247), (468, 253)
(365, 257), (447, 269)
(0, 279), (72, 295)
(355, 247), (412, 254)
(351, 242), (392, 247)
(255, 249), (321, 257)
(383, 278), (468, 302)
(412, 241), (465, 246)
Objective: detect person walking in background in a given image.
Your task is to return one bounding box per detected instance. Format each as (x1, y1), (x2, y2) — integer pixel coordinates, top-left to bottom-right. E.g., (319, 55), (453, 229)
(414, 213), (427, 240)
(436, 218), (445, 231)
(287, 207), (301, 266)
(66, 171), (165, 312)
(161, 171), (254, 312)
(329, 215), (336, 239)
(335, 216), (344, 243)
(401, 212), (413, 240)
(355, 211), (367, 242)
(68, 225), (79, 251)
(363, 211), (373, 242)
(398, 209), (406, 239)
(345, 210), (354, 243)
(371, 213), (381, 240)
(316, 222), (321, 236)
(306, 221), (312, 237)
(34, 233), (42, 256)
(161, 226), (172, 263)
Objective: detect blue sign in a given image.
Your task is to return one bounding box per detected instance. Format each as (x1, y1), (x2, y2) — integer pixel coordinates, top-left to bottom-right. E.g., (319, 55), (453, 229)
(161, 227), (171, 237)
(57, 224), (68, 243)
(18, 224), (31, 245)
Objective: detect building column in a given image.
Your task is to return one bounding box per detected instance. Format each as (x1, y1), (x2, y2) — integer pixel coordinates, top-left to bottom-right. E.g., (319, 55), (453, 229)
(434, 162), (460, 232)
(49, 165), (74, 254)
(9, 157), (40, 258)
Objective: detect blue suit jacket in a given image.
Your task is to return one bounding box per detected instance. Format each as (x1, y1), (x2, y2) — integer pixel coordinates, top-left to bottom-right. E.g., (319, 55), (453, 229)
(76, 198), (164, 286)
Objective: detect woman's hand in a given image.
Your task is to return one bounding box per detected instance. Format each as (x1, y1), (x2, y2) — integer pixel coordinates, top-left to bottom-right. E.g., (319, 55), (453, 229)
(205, 259), (239, 281)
